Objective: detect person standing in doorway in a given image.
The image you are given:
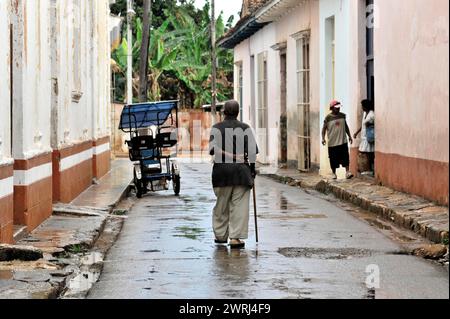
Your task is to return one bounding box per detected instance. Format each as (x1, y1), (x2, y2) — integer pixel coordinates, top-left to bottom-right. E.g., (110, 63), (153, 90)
(209, 100), (259, 249)
(322, 100), (354, 180)
(354, 99), (375, 175)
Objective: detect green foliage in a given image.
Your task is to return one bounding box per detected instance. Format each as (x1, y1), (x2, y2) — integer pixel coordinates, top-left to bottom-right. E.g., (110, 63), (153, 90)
(165, 6), (233, 107)
(112, 209), (128, 216)
(66, 244), (88, 254)
(110, 0), (234, 107)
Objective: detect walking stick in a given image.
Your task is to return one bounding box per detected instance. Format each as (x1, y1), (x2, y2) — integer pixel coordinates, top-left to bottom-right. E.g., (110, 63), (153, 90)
(253, 185), (259, 243)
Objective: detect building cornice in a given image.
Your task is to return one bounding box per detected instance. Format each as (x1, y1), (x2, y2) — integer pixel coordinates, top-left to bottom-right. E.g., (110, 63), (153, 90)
(255, 0), (308, 23)
(218, 0), (310, 49)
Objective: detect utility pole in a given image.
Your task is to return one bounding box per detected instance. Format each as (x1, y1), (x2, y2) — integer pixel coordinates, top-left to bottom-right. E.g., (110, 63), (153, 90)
(127, 0), (135, 104)
(139, 0), (152, 102)
(211, 0), (217, 122)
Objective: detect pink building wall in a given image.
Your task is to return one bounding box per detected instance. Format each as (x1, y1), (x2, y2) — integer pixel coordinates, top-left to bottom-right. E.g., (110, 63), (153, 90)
(374, 0), (449, 204)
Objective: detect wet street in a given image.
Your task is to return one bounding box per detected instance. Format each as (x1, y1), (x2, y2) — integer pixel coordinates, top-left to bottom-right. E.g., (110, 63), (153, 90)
(88, 162), (449, 299)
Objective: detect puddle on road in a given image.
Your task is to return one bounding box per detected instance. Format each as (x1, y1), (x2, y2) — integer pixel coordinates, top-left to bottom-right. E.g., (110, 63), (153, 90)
(146, 204), (182, 209)
(173, 226), (206, 240)
(197, 195), (216, 203)
(260, 213), (327, 220)
(278, 247), (373, 260)
(279, 196), (301, 211)
(298, 214), (327, 219)
(259, 194), (310, 214)
(157, 217), (201, 222)
(181, 247), (202, 253)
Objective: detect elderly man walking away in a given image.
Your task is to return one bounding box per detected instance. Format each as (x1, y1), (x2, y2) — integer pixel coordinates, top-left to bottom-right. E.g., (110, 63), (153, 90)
(209, 100), (259, 249)
(322, 100), (354, 180)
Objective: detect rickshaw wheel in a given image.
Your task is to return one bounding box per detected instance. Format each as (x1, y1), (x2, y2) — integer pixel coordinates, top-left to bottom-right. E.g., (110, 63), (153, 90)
(134, 171), (144, 198)
(172, 163), (180, 196)
(173, 174), (180, 196)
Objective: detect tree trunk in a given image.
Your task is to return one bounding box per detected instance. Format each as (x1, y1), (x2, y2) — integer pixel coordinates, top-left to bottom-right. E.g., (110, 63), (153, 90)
(139, 0), (152, 102)
(210, 0), (217, 119)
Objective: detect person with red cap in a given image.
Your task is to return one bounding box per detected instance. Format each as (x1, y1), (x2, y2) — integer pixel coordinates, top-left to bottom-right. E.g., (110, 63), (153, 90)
(322, 100), (354, 180)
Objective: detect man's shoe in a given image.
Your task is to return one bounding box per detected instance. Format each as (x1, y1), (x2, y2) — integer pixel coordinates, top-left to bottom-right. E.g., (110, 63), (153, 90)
(332, 174), (338, 180)
(346, 172), (354, 179)
(215, 239), (228, 244)
(229, 239), (245, 249)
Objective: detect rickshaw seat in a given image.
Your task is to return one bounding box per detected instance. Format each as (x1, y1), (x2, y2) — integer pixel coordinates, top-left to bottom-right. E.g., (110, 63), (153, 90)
(141, 149), (160, 166)
(127, 135), (155, 149)
(155, 132), (177, 148)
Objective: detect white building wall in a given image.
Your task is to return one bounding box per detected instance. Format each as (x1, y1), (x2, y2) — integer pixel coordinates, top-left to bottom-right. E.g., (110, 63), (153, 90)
(51, 0), (111, 149)
(12, 0), (53, 160)
(234, 39), (251, 124)
(0, 3), (12, 164)
(234, 1), (320, 168)
(234, 24), (279, 165)
(319, 0), (354, 176)
(276, 1), (320, 168)
(94, 0), (112, 140)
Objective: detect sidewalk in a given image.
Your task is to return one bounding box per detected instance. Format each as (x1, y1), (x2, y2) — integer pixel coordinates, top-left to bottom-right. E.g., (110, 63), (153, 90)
(0, 159), (133, 299)
(258, 167), (449, 245)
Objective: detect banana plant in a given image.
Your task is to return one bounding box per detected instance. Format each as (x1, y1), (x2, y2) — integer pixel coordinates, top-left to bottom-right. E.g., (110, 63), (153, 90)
(111, 2), (234, 106)
(166, 7), (233, 107)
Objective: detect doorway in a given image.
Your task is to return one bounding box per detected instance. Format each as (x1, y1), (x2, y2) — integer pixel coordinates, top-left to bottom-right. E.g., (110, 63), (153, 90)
(250, 55), (256, 129)
(366, 0), (375, 174)
(366, 0), (375, 104)
(257, 52), (268, 163)
(296, 32), (311, 171)
(279, 51), (287, 166)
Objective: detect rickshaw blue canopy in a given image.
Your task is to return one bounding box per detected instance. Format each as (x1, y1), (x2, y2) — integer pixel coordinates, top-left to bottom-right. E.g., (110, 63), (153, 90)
(119, 100), (178, 130)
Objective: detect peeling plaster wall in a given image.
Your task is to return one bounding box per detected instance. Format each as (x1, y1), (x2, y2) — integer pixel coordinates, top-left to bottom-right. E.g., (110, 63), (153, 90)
(51, 0), (111, 149)
(0, 2), (12, 163)
(94, 0), (112, 140)
(12, 0), (53, 160)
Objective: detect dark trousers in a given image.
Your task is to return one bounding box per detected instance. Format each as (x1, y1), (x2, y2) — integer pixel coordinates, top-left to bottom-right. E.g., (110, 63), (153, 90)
(328, 143), (350, 172)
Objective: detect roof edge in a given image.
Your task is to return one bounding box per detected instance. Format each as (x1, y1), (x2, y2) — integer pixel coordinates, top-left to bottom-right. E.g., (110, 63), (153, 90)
(217, 17), (268, 49)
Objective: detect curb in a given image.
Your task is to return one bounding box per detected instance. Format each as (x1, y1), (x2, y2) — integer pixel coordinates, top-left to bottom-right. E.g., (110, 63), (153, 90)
(260, 173), (449, 244)
(108, 182), (133, 212)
